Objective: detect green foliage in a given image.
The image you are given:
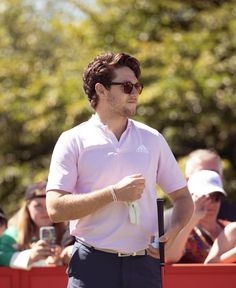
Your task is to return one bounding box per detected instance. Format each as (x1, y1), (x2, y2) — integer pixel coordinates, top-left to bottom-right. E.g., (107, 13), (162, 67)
(0, 0), (93, 215)
(0, 0), (235, 216)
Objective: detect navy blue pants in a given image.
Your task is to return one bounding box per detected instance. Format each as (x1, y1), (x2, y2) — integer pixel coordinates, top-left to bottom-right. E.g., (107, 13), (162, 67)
(67, 241), (161, 288)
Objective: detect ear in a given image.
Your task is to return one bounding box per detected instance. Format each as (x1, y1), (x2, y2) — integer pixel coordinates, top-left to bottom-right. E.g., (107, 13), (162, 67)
(95, 83), (108, 98)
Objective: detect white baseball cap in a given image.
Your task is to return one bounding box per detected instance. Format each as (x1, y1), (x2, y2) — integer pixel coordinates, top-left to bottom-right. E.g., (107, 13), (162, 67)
(187, 170), (226, 197)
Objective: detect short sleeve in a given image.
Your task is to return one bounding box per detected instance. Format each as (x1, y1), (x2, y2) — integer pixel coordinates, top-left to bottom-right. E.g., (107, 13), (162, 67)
(156, 134), (186, 193)
(46, 132), (79, 193)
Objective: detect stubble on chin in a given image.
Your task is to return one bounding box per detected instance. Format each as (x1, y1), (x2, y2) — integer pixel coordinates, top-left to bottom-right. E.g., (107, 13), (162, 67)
(107, 93), (137, 117)
(122, 106), (137, 117)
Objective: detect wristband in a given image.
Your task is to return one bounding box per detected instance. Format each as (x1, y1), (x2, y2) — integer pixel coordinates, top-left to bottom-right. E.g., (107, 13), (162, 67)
(110, 186), (118, 202)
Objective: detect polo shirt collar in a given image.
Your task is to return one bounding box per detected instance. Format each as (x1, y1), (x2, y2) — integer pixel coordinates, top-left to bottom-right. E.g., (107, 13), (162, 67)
(90, 114), (132, 132)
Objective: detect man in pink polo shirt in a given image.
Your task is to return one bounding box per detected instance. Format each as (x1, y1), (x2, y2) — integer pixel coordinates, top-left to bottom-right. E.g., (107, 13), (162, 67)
(46, 52), (193, 288)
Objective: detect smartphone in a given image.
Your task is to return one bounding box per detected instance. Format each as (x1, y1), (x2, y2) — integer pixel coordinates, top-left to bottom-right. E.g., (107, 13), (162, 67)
(39, 226), (56, 246)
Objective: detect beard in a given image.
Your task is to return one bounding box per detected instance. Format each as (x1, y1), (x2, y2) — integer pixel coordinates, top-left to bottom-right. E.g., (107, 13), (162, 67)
(107, 94), (137, 117)
(122, 106), (136, 117)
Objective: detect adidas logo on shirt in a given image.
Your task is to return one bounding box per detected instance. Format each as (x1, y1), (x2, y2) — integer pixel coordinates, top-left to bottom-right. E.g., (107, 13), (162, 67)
(136, 145), (149, 154)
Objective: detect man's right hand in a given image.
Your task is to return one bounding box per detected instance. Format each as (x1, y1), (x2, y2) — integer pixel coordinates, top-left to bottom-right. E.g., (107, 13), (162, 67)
(113, 174), (145, 202)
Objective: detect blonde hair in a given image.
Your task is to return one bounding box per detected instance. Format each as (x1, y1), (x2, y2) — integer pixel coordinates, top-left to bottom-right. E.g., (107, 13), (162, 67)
(185, 149), (222, 179)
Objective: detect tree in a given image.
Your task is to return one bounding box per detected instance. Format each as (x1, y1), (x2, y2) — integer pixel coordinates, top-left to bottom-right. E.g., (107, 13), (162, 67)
(0, 0), (93, 214)
(66, 0), (236, 198)
(0, 0), (235, 215)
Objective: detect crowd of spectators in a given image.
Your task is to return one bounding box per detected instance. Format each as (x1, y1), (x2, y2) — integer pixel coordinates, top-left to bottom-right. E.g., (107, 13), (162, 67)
(0, 149), (235, 270)
(165, 149), (236, 264)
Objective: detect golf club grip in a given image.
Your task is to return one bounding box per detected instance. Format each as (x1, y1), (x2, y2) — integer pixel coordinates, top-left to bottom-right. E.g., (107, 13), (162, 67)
(157, 198), (165, 266)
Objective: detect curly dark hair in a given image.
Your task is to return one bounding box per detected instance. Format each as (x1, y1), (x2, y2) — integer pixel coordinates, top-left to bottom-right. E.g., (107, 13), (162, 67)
(83, 52), (141, 109)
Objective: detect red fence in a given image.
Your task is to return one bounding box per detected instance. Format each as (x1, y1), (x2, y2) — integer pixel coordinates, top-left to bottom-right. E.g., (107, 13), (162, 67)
(164, 264), (236, 288)
(1, 264), (236, 288)
(0, 267), (67, 288)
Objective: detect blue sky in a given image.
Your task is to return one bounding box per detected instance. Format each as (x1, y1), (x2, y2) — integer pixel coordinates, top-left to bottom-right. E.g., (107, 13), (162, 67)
(30, 0), (95, 20)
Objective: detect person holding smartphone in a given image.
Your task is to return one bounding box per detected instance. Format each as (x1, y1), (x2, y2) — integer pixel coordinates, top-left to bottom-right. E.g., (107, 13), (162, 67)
(0, 181), (66, 269)
(46, 52), (193, 288)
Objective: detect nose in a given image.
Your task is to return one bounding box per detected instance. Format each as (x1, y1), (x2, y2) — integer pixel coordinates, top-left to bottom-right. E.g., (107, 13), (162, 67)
(130, 86), (139, 96)
(41, 204), (49, 214)
(132, 89), (138, 96)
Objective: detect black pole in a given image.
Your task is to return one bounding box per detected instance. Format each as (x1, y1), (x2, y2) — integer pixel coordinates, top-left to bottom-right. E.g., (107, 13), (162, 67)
(157, 198), (165, 288)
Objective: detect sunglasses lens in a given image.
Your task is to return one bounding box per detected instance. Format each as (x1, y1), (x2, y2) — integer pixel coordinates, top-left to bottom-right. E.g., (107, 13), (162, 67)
(210, 193), (222, 202)
(123, 82), (143, 94)
(135, 83), (143, 94)
(123, 82), (133, 94)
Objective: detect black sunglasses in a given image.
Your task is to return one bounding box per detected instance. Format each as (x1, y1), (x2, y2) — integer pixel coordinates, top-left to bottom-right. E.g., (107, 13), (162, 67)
(109, 81), (143, 95)
(209, 192), (223, 202)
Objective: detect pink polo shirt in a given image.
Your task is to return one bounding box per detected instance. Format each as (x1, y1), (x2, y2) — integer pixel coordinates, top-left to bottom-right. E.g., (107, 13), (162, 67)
(46, 115), (186, 253)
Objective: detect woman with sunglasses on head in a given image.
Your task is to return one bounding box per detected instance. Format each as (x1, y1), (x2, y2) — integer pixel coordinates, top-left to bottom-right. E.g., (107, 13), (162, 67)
(165, 170), (231, 263)
(0, 181), (66, 269)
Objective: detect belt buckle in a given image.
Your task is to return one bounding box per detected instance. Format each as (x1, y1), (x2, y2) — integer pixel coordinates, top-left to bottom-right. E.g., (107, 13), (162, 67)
(118, 252), (137, 257)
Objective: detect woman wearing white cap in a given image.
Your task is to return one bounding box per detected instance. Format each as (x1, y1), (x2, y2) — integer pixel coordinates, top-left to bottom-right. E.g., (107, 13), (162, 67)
(165, 170), (231, 263)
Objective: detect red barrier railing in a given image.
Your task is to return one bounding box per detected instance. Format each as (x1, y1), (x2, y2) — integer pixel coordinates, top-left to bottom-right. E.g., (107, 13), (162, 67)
(1, 264), (236, 288)
(0, 266), (67, 288)
(164, 264), (236, 288)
